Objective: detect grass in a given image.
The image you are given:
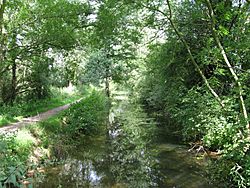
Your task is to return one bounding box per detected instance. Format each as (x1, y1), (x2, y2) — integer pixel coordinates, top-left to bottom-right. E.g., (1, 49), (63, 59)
(0, 87), (109, 187)
(0, 114), (65, 187)
(0, 87), (82, 127)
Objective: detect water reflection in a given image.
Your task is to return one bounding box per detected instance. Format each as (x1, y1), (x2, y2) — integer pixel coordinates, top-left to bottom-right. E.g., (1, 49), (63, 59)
(37, 103), (210, 188)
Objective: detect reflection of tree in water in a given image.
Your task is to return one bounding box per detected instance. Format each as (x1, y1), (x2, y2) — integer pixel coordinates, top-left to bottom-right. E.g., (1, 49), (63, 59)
(37, 101), (209, 188)
(59, 159), (102, 187)
(39, 149), (106, 187)
(53, 105), (162, 188)
(102, 103), (163, 187)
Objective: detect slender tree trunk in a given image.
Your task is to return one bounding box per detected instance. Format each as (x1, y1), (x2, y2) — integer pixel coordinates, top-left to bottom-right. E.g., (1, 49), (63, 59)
(0, 0), (6, 63)
(8, 31), (18, 104)
(105, 76), (110, 98)
(10, 59), (17, 104)
(205, 0), (249, 128)
(0, 0), (6, 104)
(166, 0), (224, 108)
(105, 53), (111, 98)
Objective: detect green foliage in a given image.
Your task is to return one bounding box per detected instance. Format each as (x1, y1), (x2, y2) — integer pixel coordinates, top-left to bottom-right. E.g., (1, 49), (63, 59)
(82, 51), (113, 86)
(0, 0), (249, 187)
(82, 50), (133, 86)
(0, 108), (84, 188)
(0, 0), (92, 104)
(0, 87), (83, 187)
(137, 1), (250, 187)
(0, 131), (35, 187)
(0, 87), (81, 127)
(26, 57), (51, 100)
(62, 90), (109, 136)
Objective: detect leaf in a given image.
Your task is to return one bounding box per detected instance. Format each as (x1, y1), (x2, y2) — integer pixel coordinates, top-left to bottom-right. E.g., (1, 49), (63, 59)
(0, 171), (7, 182)
(219, 25), (229, 36)
(7, 167), (16, 173)
(16, 171), (22, 179)
(224, 12), (232, 21)
(9, 174), (17, 185)
(216, 68), (226, 76)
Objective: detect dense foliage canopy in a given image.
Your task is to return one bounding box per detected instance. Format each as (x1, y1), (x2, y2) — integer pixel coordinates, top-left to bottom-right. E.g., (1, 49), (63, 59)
(0, 0), (250, 187)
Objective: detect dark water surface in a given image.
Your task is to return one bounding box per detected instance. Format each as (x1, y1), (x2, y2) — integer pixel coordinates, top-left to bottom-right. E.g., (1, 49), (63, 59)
(36, 132), (210, 188)
(36, 99), (211, 188)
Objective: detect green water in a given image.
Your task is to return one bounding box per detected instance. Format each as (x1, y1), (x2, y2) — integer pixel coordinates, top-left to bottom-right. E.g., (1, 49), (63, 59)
(36, 101), (211, 188)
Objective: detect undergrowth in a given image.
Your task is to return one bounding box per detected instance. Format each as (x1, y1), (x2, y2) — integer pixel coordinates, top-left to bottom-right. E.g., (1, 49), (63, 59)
(0, 88), (109, 187)
(0, 87), (82, 127)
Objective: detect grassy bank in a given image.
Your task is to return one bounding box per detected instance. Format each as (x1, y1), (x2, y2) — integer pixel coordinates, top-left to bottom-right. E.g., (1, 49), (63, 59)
(0, 87), (82, 127)
(0, 89), (109, 188)
(0, 113), (65, 187)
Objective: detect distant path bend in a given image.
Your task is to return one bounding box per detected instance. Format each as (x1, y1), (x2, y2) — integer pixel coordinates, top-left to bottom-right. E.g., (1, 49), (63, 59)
(0, 99), (81, 134)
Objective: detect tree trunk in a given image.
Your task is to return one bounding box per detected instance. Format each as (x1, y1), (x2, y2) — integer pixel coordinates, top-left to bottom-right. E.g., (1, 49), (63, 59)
(8, 31), (18, 104)
(165, 0), (224, 108)
(0, 0), (6, 63)
(10, 59), (17, 104)
(105, 77), (110, 98)
(105, 53), (111, 98)
(205, 0), (249, 128)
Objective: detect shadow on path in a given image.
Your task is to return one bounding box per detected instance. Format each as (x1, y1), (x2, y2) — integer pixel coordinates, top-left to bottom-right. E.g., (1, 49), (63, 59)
(0, 99), (82, 133)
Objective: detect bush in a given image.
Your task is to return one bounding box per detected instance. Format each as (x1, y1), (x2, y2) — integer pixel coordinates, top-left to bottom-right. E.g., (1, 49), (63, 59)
(62, 90), (109, 136)
(0, 131), (35, 187)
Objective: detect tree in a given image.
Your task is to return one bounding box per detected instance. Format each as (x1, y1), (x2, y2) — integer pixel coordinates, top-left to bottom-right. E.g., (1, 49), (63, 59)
(135, 0), (250, 186)
(88, 0), (141, 97)
(0, 0), (6, 63)
(0, 0), (92, 103)
(205, 0), (249, 128)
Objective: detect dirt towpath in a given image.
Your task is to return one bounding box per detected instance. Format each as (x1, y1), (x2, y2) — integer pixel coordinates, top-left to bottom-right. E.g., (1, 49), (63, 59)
(0, 100), (80, 133)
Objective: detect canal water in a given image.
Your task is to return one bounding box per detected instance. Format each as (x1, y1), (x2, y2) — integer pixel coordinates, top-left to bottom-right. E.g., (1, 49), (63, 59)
(36, 100), (211, 188)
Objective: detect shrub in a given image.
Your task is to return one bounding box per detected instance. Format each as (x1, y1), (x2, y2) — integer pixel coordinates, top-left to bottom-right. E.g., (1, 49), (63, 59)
(62, 90), (109, 136)
(0, 131), (35, 187)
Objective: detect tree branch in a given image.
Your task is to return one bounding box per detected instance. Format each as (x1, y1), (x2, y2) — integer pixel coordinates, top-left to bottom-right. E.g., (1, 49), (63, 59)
(205, 0), (249, 128)
(165, 0), (224, 107)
